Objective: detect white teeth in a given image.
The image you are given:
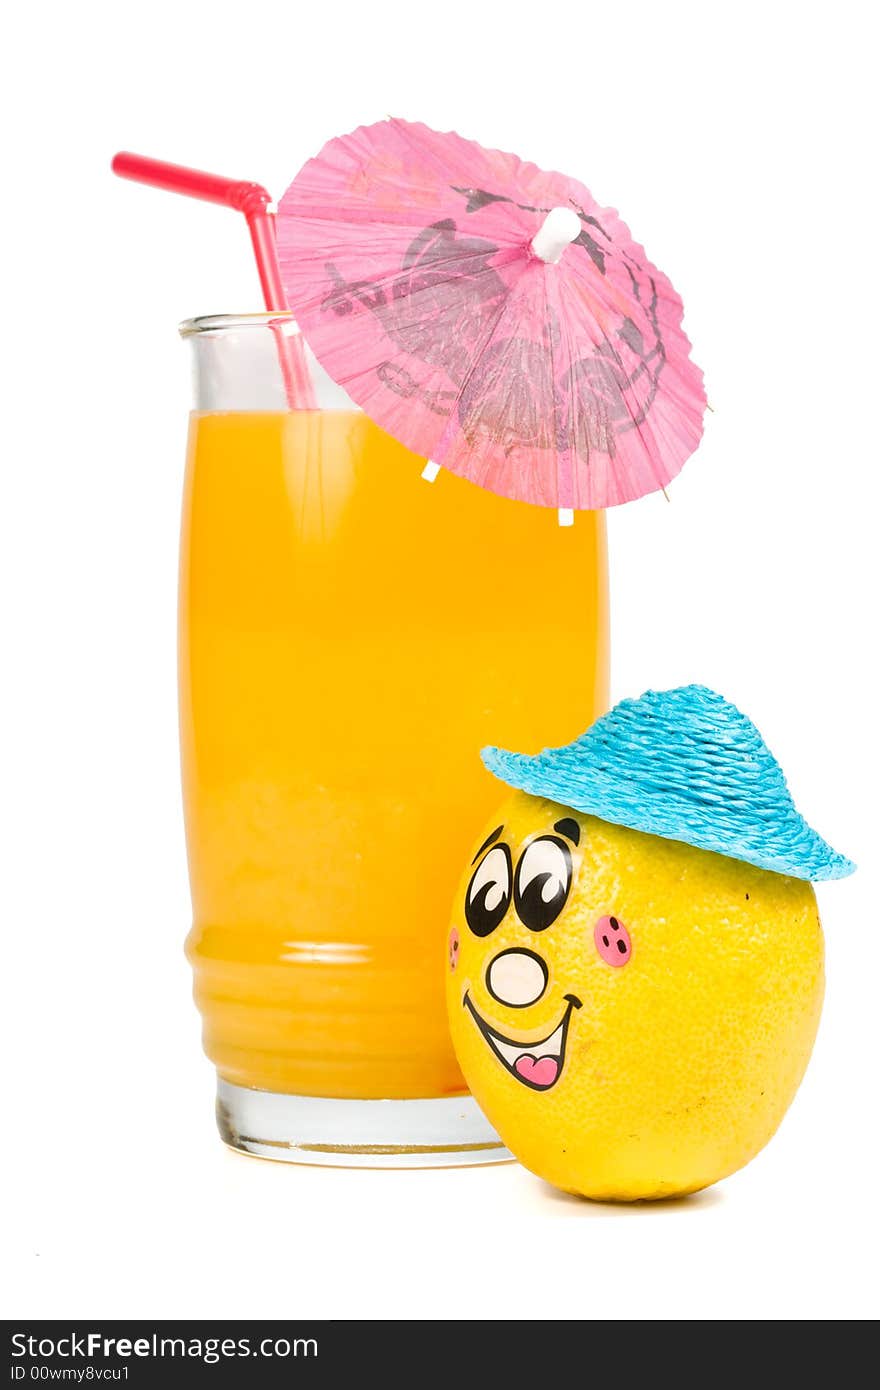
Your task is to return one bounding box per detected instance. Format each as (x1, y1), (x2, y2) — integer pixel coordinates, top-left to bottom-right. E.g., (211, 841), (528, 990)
(489, 1021), (564, 1067)
(491, 1037), (527, 1067)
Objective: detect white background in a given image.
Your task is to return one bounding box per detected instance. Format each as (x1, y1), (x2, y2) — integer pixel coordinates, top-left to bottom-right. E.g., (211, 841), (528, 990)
(3, 0), (878, 1323)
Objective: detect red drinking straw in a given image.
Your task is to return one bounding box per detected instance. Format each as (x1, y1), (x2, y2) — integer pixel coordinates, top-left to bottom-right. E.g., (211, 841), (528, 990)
(111, 152), (314, 407)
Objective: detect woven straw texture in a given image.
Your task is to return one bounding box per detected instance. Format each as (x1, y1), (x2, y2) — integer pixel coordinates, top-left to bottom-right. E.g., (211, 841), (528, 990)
(482, 685), (854, 882)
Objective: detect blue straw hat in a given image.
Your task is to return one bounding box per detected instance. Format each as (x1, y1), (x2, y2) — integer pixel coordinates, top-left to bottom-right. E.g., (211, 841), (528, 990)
(482, 685), (854, 882)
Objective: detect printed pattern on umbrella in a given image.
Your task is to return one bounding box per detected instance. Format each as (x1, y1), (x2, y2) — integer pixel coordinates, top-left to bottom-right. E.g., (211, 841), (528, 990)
(319, 203), (667, 467)
(278, 119), (705, 509)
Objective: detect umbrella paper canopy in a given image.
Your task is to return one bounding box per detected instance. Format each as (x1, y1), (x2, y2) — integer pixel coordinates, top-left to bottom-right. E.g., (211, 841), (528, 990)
(278, 118), (706, 514)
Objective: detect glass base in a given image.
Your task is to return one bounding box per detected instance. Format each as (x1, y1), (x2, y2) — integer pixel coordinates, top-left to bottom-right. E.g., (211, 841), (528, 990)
(216, 1078), (513, 1168)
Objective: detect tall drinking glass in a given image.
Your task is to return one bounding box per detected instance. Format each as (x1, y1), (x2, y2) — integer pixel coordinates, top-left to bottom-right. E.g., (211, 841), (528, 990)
(179, 313), (609, 1164)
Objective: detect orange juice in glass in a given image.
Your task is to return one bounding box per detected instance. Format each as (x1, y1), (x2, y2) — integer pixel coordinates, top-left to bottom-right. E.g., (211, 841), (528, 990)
(179, 313), (609, 1163)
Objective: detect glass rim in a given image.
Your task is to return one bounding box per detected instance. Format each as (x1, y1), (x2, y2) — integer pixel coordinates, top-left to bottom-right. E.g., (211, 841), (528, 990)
(178, 312), (298, 338)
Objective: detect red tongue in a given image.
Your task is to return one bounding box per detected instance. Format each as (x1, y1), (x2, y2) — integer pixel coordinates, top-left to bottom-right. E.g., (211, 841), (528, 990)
(514, 1054), (559, 1087)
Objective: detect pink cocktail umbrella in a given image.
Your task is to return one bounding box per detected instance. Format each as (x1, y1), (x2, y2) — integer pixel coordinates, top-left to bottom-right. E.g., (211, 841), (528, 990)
(277, 119), (706, 519)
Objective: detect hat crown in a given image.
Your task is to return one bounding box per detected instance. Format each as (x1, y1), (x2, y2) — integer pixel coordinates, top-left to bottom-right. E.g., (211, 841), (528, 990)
(578, 684), (791, 815)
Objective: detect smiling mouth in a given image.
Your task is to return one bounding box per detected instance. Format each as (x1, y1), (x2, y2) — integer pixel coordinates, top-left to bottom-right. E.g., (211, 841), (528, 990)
(463, 992), (582, 1091)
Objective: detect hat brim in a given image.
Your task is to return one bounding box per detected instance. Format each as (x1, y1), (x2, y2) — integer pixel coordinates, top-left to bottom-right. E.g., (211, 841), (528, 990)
(481, 745), (855, 883)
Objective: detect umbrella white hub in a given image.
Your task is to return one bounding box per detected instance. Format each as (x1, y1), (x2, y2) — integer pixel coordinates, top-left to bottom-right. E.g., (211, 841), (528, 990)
(530, 206), (582, 265)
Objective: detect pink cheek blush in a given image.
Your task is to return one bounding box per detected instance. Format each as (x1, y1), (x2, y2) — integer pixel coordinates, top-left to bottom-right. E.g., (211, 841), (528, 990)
(595, 915), (632, 967)
(448, 927), (460, 971)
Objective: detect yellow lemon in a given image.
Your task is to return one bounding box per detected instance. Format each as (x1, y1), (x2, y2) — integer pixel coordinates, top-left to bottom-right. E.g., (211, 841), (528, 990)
(446, 790), (824, 1201)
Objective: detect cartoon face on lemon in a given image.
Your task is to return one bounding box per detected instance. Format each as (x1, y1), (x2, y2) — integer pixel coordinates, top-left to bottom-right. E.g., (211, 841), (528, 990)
(452, 803), (586, 1095)
(447, 686), (854, 1202)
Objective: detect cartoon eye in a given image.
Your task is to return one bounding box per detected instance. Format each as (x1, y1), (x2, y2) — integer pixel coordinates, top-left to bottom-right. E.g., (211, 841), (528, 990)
(465, 844), (512, 937)
(514, 836), (572, 932)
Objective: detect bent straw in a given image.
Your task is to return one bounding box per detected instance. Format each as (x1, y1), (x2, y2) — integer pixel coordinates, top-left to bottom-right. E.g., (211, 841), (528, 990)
(111, 152), (314, 408)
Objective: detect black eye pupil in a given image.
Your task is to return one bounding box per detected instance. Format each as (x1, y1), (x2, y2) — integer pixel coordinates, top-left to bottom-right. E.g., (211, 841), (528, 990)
(516, 872), (566, 931)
